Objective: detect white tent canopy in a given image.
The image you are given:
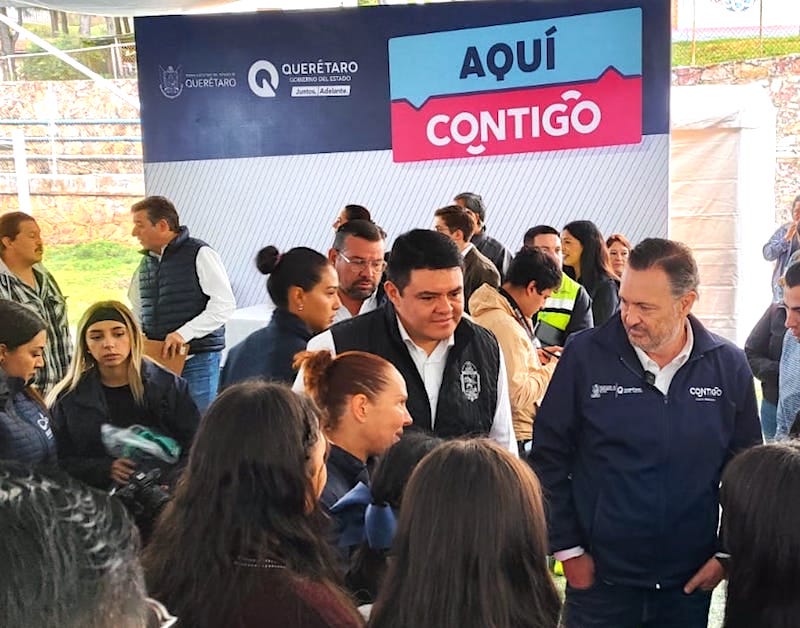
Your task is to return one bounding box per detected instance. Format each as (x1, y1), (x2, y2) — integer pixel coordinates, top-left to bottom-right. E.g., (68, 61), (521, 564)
(670, 83), (777, 345)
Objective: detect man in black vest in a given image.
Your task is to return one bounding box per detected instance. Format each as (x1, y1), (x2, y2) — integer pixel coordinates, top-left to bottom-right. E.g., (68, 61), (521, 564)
(129, 196), (235, 412)
(295, 229), (516, 453)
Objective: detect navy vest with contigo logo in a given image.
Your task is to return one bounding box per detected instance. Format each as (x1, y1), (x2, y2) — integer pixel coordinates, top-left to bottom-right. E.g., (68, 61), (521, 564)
(330, 303), (499, 438)
(137, 226), (224, 354)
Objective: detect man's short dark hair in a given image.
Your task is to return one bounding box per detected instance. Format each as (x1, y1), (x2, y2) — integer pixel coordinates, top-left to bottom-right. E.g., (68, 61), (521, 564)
(628, 238), (699, 297)
(343, 204), (372, 222)
(0, 211), (36, 251)
(387, 229), (462, 293)
(454, 192), (486, 223)
(523, 225), (559, 246)
(131, 196), (180, 232)
(506, 247), (562, 293)
(785, 259), (800, 290)
(333, 219), (385, 250)
(434, 205), (475, 243)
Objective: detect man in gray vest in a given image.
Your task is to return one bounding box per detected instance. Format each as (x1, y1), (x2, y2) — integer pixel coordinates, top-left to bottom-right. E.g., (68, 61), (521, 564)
(295, 229), (516, 453)
(128, 196), (235, 412)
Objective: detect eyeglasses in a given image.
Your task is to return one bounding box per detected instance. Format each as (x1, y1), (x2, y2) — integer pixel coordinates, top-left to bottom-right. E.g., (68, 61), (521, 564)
(338, 252), (386, 273)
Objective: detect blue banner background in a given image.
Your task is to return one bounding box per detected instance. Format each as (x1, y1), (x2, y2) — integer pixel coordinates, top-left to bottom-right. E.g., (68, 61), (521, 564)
(135, 0), (669, 164)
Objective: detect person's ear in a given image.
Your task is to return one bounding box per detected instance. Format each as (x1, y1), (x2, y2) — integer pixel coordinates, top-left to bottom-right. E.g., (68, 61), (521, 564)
(0, 343), (7, 363)
(328, 248), (338, 264)
(385, 280), (401, 306)
(678, 291), (697, 316)
(289, 286), (305, 311)
(349, 393), (369, 423)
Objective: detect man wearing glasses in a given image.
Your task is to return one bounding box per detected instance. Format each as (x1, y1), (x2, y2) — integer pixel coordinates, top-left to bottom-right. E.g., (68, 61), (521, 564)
(329, 219), (386, 324)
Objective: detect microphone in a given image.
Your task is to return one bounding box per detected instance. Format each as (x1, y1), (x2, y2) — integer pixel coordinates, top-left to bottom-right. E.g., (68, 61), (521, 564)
(643, 371), (656, 387)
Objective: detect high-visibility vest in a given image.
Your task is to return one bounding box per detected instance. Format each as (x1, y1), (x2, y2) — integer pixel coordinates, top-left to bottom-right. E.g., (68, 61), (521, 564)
(538, 273), (581, 332)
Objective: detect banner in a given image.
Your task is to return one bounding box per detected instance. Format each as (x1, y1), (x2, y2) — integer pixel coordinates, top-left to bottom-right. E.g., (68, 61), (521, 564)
(135, 0), (670, 308)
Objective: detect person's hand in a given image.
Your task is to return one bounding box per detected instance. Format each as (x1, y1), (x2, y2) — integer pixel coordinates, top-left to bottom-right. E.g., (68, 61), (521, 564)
(562, 553), (595, 590)
(162, 331), (186, 359)
(683, 557), (725, 594)
(110, 458), (136, 484)
(785, 222), (798, 241)
(538, 346), (562, 365)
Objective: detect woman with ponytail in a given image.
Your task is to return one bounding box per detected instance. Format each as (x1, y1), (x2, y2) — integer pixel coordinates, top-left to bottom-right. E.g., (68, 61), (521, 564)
(293, 350), (412, 511)
(221, 246), (340, 387)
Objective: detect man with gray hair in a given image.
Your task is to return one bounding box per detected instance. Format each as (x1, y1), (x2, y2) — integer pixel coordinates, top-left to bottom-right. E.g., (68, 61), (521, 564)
(530, 238), (761, 628)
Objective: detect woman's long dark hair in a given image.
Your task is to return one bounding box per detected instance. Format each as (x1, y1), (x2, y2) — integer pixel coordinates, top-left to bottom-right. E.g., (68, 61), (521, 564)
(369, 439), (561, 628)
(563, 220), (616, 290)
(0, 298), (48, 408)
(346, 432), (441, 604)
(142, 381), (355, 627)
(721, 442), (800, 628)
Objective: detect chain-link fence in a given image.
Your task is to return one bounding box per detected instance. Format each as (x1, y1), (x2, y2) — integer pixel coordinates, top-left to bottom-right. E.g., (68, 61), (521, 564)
(0, 42), (136, 82)
(672, 0), (800, 66)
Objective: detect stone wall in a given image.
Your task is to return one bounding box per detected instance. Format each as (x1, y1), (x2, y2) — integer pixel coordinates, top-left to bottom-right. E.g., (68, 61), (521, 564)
(673, 54), (800, 223)
(0, 79), (143, 245)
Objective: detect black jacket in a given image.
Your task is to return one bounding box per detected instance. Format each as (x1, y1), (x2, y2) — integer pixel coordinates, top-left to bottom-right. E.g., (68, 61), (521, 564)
(51, 360), (200, 489)
(744, 303), (787, 405)
(220, 309), (313, 388)
(0, 370), (57, 466)
(330, 303), (500, 438)
(471, 231), (511, 281)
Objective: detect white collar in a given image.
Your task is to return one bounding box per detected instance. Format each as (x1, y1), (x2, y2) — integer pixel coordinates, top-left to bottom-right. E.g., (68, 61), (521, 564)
(460, 242), (474, 258)
(395, 314), (455, 355)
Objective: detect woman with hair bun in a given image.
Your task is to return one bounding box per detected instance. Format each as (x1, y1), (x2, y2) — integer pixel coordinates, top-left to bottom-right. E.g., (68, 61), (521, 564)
(293, 349), (412, 511)
(221, 246), (341, 387)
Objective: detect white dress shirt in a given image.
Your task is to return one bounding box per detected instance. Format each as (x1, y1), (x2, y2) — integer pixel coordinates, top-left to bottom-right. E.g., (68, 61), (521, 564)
(293, 315), (517, 454)
(129, 246), (237, 345)
(332, 291), (379, 324)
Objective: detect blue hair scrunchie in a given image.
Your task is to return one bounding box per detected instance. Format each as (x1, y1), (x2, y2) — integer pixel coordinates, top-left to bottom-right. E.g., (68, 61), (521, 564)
(330, 481), (397, 550)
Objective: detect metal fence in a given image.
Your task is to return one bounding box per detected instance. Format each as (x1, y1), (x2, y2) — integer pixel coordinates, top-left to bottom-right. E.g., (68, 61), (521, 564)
(0, 41), (136, 81)
(672, 0), (800, 66)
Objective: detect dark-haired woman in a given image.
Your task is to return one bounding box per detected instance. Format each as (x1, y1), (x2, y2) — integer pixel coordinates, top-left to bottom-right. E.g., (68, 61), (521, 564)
(369, 439), (561, 628)
(720, 441), (800, 628)
(144, 381), (364, 628)
(562, 220), (619, 325)
(221, 246), (340, 387)
(335, 432), (441, 605)
(294, 349), (412, 511)
(0, 299), (56, 466)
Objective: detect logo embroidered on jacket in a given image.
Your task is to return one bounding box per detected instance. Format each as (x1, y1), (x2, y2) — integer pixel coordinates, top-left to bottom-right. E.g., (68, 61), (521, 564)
(460, 361), (481, 401)
(590, 383), (643, 399)
(688, 386), (723, 402)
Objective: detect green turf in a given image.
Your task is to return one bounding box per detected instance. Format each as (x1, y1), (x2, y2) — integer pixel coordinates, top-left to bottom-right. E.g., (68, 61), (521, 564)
(44, 241), (141, 325)
(673, 35), (800, 66)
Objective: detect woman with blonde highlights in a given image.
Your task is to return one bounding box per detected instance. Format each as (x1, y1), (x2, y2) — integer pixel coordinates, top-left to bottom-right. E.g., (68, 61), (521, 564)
(49, 300), (199, 491)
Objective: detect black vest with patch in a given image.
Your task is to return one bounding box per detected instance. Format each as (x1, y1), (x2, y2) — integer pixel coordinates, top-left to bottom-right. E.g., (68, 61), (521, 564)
(137, 227), (224, 354)
(330, 303), (499, 438)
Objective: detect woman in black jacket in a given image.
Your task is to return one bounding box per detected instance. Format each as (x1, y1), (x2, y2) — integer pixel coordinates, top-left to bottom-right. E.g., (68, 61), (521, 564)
(0, 299), (56, 466)
(48, 300), (199, 491)
(221, 246), (341, 387)
(562, 220), (620, 325)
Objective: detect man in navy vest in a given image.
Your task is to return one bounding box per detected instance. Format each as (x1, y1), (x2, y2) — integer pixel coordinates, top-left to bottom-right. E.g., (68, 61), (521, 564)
(128, 196), (235, 412)
(295, 229), (516, 454)
(530, 238), (761, 628)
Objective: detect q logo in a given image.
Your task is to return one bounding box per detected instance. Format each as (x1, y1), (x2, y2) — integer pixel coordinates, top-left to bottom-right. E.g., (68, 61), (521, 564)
(248, 60), (279, 98)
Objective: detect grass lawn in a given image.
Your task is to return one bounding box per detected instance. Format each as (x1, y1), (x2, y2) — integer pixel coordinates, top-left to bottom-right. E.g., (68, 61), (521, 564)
(45, 241), (141, 326)
(673, 35), (800, 66)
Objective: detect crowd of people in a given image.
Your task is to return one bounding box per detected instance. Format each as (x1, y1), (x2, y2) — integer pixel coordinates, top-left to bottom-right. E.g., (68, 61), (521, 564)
(0, 191), (799, 628)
